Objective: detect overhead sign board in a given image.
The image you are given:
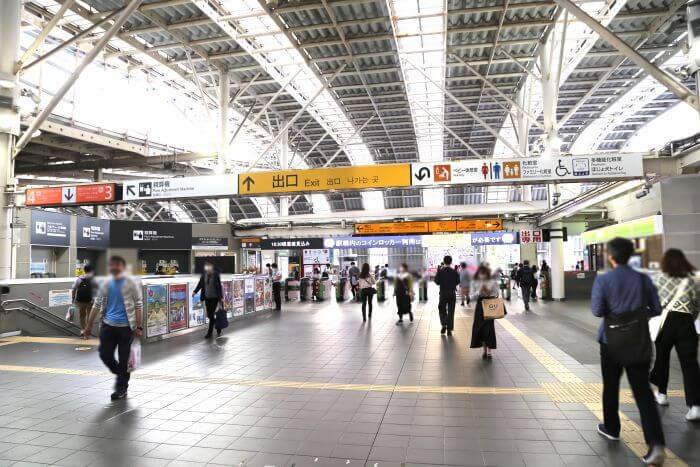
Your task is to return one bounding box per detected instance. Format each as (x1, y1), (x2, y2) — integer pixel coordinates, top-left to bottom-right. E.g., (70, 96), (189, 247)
(471, 231), (519, 246)
(123, 175), (235, 201)
(519, 229), (543, 244)
(110, 220), (192, 249)
(324, 235), (422, 248)
(581, 215), (663, 245)
(411, 154), (644, 187)
(354, 218), (502, 235)
(192, 236), (229, 250)
(238, 164), (411, 195)
(30, 210), (71, 247)
(26, 183), (116, 206)
(260, 238), (325, 250)
(77, 217), (110, 249)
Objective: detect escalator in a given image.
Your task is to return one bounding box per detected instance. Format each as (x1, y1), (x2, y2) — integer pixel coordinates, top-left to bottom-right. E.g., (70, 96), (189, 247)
(1, 299), (83, 336)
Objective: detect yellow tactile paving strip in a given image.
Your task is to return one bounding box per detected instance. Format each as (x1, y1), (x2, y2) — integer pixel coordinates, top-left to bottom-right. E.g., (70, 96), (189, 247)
(497, 318), (687, 466)
(0, 335), (99, 346)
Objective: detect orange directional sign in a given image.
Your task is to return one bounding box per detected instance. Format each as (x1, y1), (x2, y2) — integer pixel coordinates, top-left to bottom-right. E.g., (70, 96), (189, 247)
(354, 218), (502, 235)
(25, 183), (116, 206)
(238, 164), (411, 195)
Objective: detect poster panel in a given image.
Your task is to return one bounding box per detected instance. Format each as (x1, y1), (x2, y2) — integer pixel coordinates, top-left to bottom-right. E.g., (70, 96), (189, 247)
(244, 277), (255, 314)
(146, 284), (168, 337)
(255, 277), (265, 311)
(232, 279), (245, 317)
(168, 283), (188, 331)
(48, 289), (72, 308)
(222, 281), (233, 319)
(188, 281), (206, 327)
(264, 280), (273, 310)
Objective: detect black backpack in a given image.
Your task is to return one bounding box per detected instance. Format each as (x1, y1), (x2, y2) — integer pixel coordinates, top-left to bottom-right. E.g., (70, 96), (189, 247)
(604, 275), (652, 366)
(75, 277), (93, 302)
(519, 267), (534, 286)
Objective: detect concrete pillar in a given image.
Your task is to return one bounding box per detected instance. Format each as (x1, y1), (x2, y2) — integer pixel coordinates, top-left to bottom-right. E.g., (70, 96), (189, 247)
(279, 128), (289, 217)
(0, 1), (21, 279)
(550, 221), (566, 300)
(217, 70), (230, 224)
(93, 167), (103, 218)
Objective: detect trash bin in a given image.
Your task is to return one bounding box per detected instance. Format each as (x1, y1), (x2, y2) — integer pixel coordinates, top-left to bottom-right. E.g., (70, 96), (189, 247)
(336, 277), (347, 302)
(285, 279), (300, 301)
(418, 278), (428, 302)
(499, 276), (511, 301)
(377, 279), (386, 302)
(300, 277), (311, 301)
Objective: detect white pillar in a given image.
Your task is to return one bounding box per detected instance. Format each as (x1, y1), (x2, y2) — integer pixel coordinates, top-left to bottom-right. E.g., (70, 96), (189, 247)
(93, 167), (103, 218)
(217, 70), (230, 224)
(279, 128), (289, 217)
(550, 221), (566, 300)
(0, 1), (21, 280)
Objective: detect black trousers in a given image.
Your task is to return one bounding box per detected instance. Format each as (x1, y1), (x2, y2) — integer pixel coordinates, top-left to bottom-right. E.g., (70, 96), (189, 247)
(438, 294), (456, 331)
(272, 282), (282, 310)
(521, 285), (531, 309)
(650, 312), (700, 406)
(531, 280), (538, 299)
(205, 298), (220, 335)
(600, 344), (665, 447)
(360, 288), (373, 320)
(99, 323), (133, 393)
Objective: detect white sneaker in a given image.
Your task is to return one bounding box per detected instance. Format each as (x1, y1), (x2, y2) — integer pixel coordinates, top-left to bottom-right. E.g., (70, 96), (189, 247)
(685, 406), (700, 421)
(655, 393), (669, 406)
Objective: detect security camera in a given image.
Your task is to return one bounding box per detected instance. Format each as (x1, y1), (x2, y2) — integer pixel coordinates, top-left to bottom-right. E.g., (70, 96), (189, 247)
(551, 192), (561, 206)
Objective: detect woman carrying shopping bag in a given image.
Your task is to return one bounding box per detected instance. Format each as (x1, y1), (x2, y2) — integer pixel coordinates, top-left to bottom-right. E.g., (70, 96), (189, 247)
(470, 265), (505, 359)
(649, 249), (700, 421)
(358, 263), (376, 322)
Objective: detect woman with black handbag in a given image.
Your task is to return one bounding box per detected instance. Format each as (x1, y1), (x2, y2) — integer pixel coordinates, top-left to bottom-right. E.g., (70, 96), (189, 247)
(358, 263), (376, 322)
(650, 249), (700, 421)
(470, 265), (502, 359)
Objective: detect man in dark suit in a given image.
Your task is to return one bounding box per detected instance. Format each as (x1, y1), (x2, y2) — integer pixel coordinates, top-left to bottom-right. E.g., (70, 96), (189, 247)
(192, 261), (224, 338)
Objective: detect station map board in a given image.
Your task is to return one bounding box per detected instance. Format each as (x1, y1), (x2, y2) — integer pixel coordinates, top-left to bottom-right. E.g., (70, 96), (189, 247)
(355, 219), (502, 235)
(238, 164), (411, 195)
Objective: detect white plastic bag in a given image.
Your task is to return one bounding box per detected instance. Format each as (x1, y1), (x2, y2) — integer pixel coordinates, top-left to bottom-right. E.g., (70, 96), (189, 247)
(65, 304), (76, 322)
(128, 340), (141, 372)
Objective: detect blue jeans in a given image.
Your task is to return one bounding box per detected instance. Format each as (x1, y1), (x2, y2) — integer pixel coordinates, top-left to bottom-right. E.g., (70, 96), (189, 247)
(99, 323), (133, 393)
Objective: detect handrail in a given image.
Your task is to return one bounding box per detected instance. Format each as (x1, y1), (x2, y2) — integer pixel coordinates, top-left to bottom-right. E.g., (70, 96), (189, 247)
(1, 299), (83, 336)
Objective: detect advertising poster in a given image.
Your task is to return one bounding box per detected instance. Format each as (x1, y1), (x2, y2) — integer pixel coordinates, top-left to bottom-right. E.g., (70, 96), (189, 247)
(244, 277), (255, 314)
(48, 289), (72, 308)
(168, 283), (188, 331)
(232, 279), (245, 317)
(264, 281), (273, 310)
(189, 281), (206, 327)
(222, 280), (233, 319)
(146, 284), (168, 337)
(255, 277), (265, 311)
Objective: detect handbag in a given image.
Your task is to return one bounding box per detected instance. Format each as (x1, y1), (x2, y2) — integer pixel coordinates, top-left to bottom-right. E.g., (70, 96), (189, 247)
(215, 306), (229, 329)
(649, 278), (688, 341)
(604, 275), (652, 366)
(482, 297), (506, 320)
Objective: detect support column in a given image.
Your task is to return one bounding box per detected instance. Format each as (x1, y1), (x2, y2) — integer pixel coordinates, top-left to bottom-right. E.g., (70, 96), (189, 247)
(217, 70), (230, 224)
(539, 42), (561, 159)
(93, 167), (103, 218)
(0, 1), (21, 279)
(549, 221), (566, 300)
(279, 128), (289, 217)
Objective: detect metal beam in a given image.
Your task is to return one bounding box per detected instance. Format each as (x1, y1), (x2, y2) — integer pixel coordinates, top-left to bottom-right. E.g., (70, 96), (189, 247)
(16, 0), (76, 71)
(14, 0), (144, 155)
(553, 0), (699, 111)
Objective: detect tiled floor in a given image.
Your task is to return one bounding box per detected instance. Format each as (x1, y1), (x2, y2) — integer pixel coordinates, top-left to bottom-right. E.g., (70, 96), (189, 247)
(0, 285), (698, 466)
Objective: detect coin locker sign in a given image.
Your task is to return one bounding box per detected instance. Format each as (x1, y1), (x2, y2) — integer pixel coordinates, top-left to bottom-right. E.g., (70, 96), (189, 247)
(238, 164), (411, 195)
(411, 154), (644, 186)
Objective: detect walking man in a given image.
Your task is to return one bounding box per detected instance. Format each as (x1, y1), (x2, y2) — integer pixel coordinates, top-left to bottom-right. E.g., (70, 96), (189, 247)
(591, 237), (666, 465)
(518, 260), (535, 311)
(348, 262), (360, 300)
(434, 255), (459, 336)
(82, 256), (143, 401)
(192, 261), (224, 338)
(271, 262), (283, 311)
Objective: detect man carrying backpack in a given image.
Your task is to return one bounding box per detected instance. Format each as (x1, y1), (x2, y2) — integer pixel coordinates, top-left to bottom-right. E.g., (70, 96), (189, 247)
(591, 237), (665, 465)
(72, 264), (98, 329)
(517, 260), (535, 311)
